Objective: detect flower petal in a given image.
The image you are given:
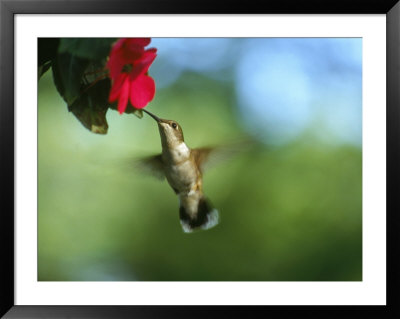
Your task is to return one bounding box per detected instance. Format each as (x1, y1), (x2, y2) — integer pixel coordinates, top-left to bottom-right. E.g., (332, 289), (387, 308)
(117, 77), (131, 114)
(111, 38), (149, 55)
(109, 73), (128, 102)
(111, 39), (126, 52)
(107, 55), (127, 79)
(107, 38), (157, 112)
(129, 49), (157, 81)
(126, 38), (151, 47)
(139, 48), (157, 70)
(107, 39), (147, 78)
(123, 39), (151, 57)
(129, 75), (156, 109)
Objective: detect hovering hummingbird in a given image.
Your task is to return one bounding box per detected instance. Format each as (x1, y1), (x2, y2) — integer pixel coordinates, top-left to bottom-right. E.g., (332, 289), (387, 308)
(139, 109), (227, 233)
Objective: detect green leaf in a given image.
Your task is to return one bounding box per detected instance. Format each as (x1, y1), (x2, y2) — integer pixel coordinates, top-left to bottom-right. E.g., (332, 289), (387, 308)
(82, 62), (108, 84)
(38, 61), (52, 81)
(52, 53), (89, 105)
(133, 109), (143, 118)
(38, 38), (59, 67)
(38, 38), (60, 81)
(68, 79), (111, 134)
(108, 103), (144, 118)
(59, 38), (117, 61)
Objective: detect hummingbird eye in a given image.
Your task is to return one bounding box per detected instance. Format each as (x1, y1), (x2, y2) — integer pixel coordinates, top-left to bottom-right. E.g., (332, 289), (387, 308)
(171, 122), (178, 129)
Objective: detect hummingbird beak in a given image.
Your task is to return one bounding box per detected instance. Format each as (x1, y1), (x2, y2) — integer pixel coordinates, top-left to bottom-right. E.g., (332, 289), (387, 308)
(143, 109), (162, 123)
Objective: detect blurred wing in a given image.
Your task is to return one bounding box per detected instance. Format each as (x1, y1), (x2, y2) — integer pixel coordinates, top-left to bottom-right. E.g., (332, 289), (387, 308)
(192, 138), (255, 173)
(134, 154), (165, 180)
(192, 147), (214, 173)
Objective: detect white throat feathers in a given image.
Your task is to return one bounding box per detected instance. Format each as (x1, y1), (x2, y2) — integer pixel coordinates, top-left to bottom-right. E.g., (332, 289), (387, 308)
(164, 142), (190, 164)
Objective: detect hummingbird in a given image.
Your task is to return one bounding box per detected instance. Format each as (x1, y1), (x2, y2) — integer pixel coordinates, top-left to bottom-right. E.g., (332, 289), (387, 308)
(139, 109), (221, 233)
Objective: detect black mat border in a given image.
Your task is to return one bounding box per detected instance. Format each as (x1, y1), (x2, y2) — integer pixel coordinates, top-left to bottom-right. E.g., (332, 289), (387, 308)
(1, 0), (399, 318)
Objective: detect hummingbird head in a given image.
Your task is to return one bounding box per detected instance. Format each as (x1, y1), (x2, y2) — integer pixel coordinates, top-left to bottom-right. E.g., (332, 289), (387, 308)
(143, 109), (184, 148)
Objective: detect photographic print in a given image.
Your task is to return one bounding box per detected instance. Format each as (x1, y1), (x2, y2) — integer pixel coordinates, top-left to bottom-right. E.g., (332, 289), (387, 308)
(37, 37), (362, 282)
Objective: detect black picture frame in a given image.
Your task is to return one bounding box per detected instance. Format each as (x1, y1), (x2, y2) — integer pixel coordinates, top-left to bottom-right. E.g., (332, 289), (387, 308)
(1, 0), (399, 318)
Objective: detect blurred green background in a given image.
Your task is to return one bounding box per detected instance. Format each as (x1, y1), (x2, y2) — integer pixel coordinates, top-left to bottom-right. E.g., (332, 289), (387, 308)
(38, 38), (362, 281)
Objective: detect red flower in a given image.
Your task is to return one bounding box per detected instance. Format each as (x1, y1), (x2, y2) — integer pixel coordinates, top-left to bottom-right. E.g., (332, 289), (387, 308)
(107, 38), (157, 114)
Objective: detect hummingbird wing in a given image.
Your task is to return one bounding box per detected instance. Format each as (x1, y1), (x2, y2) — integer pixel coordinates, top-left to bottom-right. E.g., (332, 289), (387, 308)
(134, 154), (165, 180)
(191, 147), (215, 173)
(192, 138), (254, 174)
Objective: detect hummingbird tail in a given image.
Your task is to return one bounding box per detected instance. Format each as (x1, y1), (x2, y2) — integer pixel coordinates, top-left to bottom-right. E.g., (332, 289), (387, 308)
(179, 197), (219, 233)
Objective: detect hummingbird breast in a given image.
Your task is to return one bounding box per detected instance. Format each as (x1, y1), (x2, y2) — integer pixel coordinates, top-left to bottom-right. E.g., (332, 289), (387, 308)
(167, 158), (204, 220)
(162, 143), (202, 196)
